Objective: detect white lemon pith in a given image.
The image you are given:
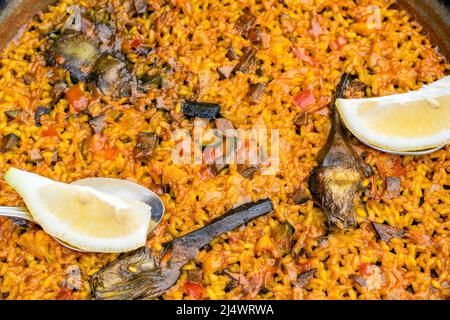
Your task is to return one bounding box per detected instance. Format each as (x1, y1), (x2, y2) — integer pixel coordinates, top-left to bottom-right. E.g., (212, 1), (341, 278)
(336, 76), (450, 152)
(4, 168), (152, 253)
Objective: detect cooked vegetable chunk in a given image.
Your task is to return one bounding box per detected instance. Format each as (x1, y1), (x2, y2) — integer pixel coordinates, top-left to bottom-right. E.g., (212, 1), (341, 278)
(90, 54), (132, 98)
(48, 32), (100, 82)
(134, 132), (159, 163)
(182, 100), (221, 119)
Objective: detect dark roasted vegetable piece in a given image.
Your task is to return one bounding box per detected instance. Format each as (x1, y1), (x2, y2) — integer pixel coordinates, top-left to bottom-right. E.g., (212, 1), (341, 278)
(1, 133), (20, 152)
(88, 114), (106, 134)
(296, 269), (316, 288)
(22, 73), (34, 85)
(217, 66), (233, 79)
(385, 177), (401, 194)
(95, 23), (115, 44)
(223, 269), (239, 292)
(29, 149), (43, 163)
(34, 107), (51, 127)
(291, 185), (311, 205)
(186, 269), (203, 284)
(139, 73), (162, 88)
(308, 74), (365, 229)
(133, 0), (147, 14)
(51, 81), (68, 103)
(237, 163), (259, 179)
(80, 138), (89, 161)
(210, 161), (228, 175)
(134, 132), (159, 163)
(226, 46), (239, 61)
(133, 46), (153, 56)
(50, 150), (59, 164)
(48, 32), (100, 82)
(5, 109), (22, 120)
(344, 79), (367, 99)
(293, 112), (308, 128)
(256, 67), (263, 77)
(248, 26), (262, 45)
(90, 199), (273, 300)
(372, 222), (405, 242)
(232, 47), (256, 74)
(235, 13), (256, 35)
(90, 54), (132, 98)
(350, 274), (367, 287)
(271, 222), (294, 256)
(181, 100), (221, 119)
(224, 280), (238, 292)
(248, 83), (265, 104)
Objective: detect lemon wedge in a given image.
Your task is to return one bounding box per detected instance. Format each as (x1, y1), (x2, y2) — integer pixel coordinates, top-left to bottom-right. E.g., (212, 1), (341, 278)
(336, 75), (450, 152)
(4, 168), (152, 253)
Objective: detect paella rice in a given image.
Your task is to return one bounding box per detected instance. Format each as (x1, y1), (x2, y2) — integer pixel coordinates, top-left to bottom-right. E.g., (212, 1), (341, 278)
(0, 0), (449, 299)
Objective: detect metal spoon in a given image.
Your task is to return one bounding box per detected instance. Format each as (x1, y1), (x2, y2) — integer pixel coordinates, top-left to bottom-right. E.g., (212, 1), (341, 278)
(0, 177), (165, 252)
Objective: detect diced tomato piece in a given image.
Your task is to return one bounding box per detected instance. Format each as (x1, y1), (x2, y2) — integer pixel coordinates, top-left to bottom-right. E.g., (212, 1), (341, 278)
(56, 287), (73, 300)
(88, 135), (117, 160)
(130, 37), (142, 48)
(102, 146), (118, 160)
(360, 263), (373, 276)
(293, 88), (316, 111)
(42, 125), (58, 137)
(184, 281), (203, 299)
(65, 84), (88, 113)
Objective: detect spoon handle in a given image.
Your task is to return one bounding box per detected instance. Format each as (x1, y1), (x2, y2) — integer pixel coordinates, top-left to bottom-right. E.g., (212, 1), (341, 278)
(0, 206), (34, 221)
(172, 198), (273, 250)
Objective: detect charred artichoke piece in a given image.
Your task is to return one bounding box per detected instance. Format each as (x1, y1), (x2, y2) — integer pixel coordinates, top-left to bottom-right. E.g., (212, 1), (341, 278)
(35, 106), (52, 127)
(308, 74), (365, 230)
(90, 199), (273, 300)
(235, 12), (256, 36)
(296, 269), (316, 288)
(181, 100), (221, 119)
(232, 47), (256, 74)
(5, 109), (22, 121)
(48, 32), (100, 82)
(134, 132), (159, 163)
(88, 114), (106, 134)
(237, 163), (259, 179)
(248, 83), (265, 104)
(90, 247), (174, 300)
(372, 222), (405, 242)
(1, 133), (20, 152)
(271, 222), (294, 256)
(90, 54), (133, 98)
(291, 185), (311, 205)
(133, 0), (147, 14)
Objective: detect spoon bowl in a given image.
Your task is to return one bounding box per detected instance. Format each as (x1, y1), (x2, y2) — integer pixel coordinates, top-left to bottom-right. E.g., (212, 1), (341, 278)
(0, 177), (165, 252)
(362, 142), (444, 156)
